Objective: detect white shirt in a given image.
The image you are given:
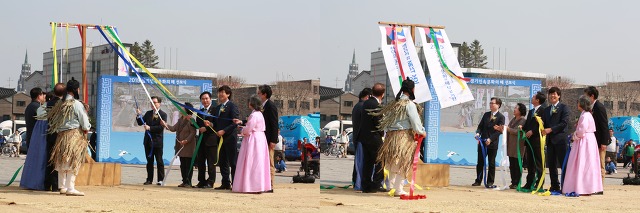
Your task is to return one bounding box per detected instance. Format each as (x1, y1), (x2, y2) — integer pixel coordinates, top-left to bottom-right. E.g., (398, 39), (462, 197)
(275, 135), (284, 151)
(607, 136), (618, 152)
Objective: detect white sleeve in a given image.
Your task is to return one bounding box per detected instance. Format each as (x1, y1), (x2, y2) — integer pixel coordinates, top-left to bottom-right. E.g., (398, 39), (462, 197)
(406, 103), (425, 135)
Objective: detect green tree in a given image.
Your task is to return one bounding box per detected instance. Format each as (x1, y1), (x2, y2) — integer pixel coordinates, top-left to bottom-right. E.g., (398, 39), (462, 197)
(130, 42), (143, 67)
(140, 40), (159, 68)
(469, 40), (488, 68)
(457, 42), (473, 68)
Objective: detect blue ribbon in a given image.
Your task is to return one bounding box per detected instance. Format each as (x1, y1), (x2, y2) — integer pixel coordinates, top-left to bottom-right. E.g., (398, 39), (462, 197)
(476, 136), (493, 188)
(560, 135), (572, 191)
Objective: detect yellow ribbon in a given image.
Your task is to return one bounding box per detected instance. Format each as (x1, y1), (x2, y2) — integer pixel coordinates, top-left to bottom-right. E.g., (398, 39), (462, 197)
(51, 22), (58, 86)
(101, 26), (225, 164)
(532, 115), (546, 195)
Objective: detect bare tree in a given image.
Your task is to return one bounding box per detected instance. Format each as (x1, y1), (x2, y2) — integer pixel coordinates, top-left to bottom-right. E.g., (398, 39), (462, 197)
(272, 80), (313, 116)
(600, 75), (640, 117)
(544, 75), (575, 90)
(215, 75), (247, 89)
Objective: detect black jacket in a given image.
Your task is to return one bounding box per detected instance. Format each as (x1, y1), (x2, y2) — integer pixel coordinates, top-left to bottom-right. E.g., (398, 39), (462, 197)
(212, 101), (240, 142)
(24, 101), (40, 147)
(136, 110), (168, 148)
(263, 99), (279, 144)
(196, 105), (218, 147)
(592, 100), (611, 146)
(351, 100), (365, 143)
(542, 102), (570, 145)
(357, 98), (383, 145)
(523, 106), (546, 142)
(476, 111), (505, 150)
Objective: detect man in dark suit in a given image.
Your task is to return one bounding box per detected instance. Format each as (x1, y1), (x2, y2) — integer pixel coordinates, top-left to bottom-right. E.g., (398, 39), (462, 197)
(541, 87), (569, 192)
(25, 87), (45, 149)
(351, 88), (371, 190)
(522, 92), (546, 190)
(358, 83), (386, 193)
(584, 86), (609, 193)
(45, 83), (66, 192)
(209, 85), (240, 190)
(136, 96), (168, 185)
(473, 97), (505, 187)
(258, 85), (278, 192)
(195, 91), (217, 188)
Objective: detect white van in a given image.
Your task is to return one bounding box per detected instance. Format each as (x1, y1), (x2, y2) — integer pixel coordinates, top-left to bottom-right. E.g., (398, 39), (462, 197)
(320, 120), (352, 150)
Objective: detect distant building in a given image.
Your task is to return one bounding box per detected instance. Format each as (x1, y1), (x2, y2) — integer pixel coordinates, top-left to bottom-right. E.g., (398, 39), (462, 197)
(319, 92), (358, 127)
(0, 91), (30, 122)
(16, 50), (31, 92)
(22, 71), (45, 92)
(344, 50), (359, 93)
(234, 80), (321, 119)
(350, 70), (372, 96)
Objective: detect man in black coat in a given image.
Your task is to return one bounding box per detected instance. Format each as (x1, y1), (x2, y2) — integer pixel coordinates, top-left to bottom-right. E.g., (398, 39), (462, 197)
(351, 88), (371, 190)
(258, 85), (278, 192)
(136, 96), (168, 185)
(209, 86), (240, 190)
(522, 92), (546, 190)
(473, 97), (505, 187)
(195, 91), (217, 188)
(357, 83), (385, 193)
(541, 87), (570, 192)
(584, 86), (609, 192)
(25, 87), (45, 149)
(45, 83), (66, 191)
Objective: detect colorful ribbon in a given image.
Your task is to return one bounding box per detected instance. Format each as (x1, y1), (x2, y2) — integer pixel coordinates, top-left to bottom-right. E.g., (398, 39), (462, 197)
(428, 28), (470, 89)
(0, 164), (24, 187)
(51, 22), (57, 89)
(410, 134), (425, 196)
(560, 135), (572, 190)
(516, 130), (538, 192)
(162, 142), (185, 186)
(97, 26), (224, 169)
(476, 136), (492, 188)
(392, 25), (406, 85)
(532, 115), (547, 195)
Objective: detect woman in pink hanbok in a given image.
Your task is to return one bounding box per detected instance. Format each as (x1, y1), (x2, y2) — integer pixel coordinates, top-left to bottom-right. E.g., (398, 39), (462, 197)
(232, 95), (271, 193)
(562, 95), (603, 195)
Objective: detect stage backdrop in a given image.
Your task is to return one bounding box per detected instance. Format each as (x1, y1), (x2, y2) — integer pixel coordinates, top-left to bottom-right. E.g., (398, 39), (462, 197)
(97, 75), (213, 164)
(424, 77), (542, 166)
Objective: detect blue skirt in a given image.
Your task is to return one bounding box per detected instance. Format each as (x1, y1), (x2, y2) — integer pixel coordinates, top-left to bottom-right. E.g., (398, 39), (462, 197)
(20, 120), (48, 190)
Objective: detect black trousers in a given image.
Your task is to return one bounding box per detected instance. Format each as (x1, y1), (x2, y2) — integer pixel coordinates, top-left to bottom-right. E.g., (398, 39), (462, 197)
(509, 157), (522, 185)
(547, 141), (567, 189)
(89, 140), (97, 162)
(44, 133), (58, 191)
(180, 157), (193, 185)
(475, 145), (497, 184)
(218, 137), (237, 186)
(196, 145), (217, 185)
(144, 144), (164, 182)
(525, 142), (544, 187)
(361, 136), (383, 191)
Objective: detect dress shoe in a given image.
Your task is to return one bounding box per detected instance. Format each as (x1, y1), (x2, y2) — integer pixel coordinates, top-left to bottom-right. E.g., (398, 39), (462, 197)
(264, 189), (274, 193)
(197, 183), (213, 188)
(471, 182), (481, 186)
(548, 186), (561, 192)
(509, 184), (517, 189)
(214, 185), (232, 190)
(143, 181), (153, 185)
(521, 184), (531, 190)
(593, 191), (604, 195)
(59, 188), (68, 195)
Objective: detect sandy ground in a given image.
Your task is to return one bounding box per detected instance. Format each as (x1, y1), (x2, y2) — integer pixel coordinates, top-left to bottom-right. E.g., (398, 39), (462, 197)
(0, 183), (319, 213)
(320, 185), (639, 212)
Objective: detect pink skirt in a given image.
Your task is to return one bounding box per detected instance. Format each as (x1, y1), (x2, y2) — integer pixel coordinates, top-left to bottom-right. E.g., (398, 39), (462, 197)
(232, 131), (271, 193)
(562, 132), (603, 195)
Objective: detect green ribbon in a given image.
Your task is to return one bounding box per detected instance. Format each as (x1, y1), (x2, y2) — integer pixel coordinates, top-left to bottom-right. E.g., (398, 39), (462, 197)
(320, 185), (351, 190)
(516, 130), (542, 193)
(1, 164), (24, 187)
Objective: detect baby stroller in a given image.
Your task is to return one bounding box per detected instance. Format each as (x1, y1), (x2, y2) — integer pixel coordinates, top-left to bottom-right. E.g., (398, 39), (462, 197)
(623, 145), (640, 185)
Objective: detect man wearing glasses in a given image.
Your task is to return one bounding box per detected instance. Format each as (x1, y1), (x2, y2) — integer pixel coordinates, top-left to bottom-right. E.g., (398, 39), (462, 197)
(136, 96), (168, 186)
(473, 97), (505, 187)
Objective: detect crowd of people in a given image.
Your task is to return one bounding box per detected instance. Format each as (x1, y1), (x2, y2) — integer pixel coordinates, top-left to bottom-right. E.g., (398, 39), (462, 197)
(17, 82), (291, 195)
(474, 86), (613, 196)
